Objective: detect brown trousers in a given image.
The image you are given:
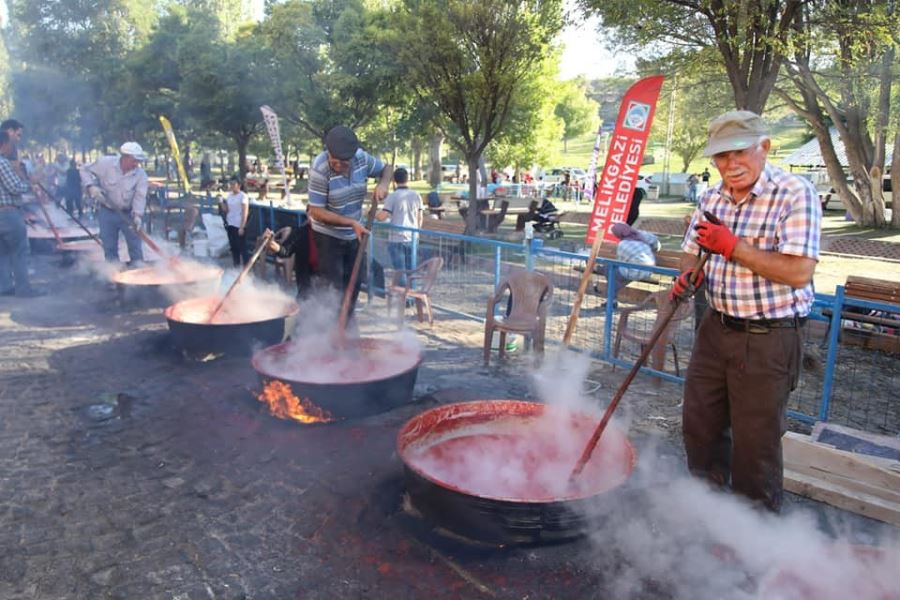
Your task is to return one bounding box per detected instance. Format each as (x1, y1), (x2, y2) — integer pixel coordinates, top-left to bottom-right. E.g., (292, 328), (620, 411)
(682, 311), (804, 511)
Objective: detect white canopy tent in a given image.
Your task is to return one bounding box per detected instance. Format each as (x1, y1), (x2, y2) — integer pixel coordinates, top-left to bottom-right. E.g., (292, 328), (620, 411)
(783, 128), (893, 170)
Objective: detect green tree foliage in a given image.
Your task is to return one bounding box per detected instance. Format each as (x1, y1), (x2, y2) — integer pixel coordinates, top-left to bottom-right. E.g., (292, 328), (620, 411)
(396, 0), (564, 231)
(487, 55), (565, 175)
(259, 0), (405, 139)
(0, 34), (12, 117)
(588, 77), (634, 125)
(647, 52), (733, 173)
(580, 0), (805, 113)
(8, 0), (160, 148)
(554, 77), (596, 151)
(776, 0), (899, 227)
(175, 12), (271, 180)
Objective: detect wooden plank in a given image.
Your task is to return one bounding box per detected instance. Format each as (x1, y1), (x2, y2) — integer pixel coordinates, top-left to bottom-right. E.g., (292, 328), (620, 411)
(783, 433), (900, 501)
(784, 468), (900, 526)
(846, 274), (900, 289)
(810, 423), (900, 455)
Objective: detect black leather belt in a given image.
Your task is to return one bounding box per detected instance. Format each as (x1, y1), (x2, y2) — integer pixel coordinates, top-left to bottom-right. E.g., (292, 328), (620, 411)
(713, 310), (807, 334)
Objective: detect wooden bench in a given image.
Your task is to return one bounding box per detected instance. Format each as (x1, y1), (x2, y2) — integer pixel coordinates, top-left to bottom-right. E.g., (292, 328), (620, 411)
(492, 194), (534, 214)
(419, 218), (467, 266)
(823, 275), (900, 355)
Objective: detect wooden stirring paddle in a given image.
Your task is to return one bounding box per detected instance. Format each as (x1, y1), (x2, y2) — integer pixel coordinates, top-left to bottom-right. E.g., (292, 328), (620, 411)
(336, 200), (379, 340)
(569, 250), (710, 482)
(206, 229), (275, 324)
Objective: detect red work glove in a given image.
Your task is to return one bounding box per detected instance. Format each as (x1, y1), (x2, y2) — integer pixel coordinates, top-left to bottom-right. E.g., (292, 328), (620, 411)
(670, 268), (705, 301)
(694, 221), (738, 260)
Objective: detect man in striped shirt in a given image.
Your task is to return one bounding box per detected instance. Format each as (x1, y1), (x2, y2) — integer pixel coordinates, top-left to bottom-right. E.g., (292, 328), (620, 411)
(307, 126), (392, 318)
(0, 129), (43, 297)
(672, 111), (820, 512)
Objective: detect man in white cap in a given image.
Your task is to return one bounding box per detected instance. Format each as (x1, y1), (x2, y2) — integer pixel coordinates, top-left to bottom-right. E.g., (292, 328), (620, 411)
(81, 142), (149, 265)
(671, 110), (820, 512)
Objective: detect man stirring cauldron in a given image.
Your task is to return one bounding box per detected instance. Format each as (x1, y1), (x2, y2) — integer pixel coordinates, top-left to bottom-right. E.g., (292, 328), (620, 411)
(81, 142), (149, 266)
(671, 111), (820, 512)
(305, 126), (392, 319)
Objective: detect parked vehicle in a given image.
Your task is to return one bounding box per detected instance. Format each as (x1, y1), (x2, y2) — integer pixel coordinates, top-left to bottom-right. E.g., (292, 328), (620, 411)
(798, 171), (893, 211)
(543, 167), (588, 187)
(441, 164), (459, 182)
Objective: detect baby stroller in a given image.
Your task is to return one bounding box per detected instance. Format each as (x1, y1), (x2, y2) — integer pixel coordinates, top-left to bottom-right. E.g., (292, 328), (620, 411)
(531, 197), (564, 239)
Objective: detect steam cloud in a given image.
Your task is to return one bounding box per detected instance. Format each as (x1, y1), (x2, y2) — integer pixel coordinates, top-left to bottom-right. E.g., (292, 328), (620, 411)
(254, 286), (422, 385)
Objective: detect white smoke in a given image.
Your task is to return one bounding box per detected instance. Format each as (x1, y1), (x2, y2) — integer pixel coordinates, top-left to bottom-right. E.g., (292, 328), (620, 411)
(252, 285), (422, 385)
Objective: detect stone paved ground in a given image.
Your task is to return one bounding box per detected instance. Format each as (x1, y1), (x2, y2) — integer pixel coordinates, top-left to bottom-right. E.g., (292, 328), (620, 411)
(0, 252), (896, 599)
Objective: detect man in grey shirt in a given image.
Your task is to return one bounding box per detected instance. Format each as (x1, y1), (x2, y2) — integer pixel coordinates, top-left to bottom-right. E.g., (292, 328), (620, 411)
(81, 142), (149, 265)
(376, 167), (422, 286)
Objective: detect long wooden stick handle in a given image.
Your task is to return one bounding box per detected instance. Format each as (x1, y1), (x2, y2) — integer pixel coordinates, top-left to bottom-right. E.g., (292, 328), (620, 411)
(37, 183), (103, 248)
(563, 229), (607, 345)
(115, 209), (167, 258)
(32, 187), (66, 247)
(207, 230), (274, 323)
(337, 200), (379, 337)
(569, 251), (710, 480)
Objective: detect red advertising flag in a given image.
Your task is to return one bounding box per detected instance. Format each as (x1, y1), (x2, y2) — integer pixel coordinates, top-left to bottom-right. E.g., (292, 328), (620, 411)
(585, 75), (665, 246)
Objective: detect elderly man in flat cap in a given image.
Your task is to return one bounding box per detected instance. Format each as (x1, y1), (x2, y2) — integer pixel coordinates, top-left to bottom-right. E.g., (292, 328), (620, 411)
(671, 110), (821, 512)
(81, 142), (149, 266)
(305, 125), (392, 319)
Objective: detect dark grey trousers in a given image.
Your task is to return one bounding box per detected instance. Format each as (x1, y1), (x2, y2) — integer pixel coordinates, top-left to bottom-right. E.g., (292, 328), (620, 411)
(682, 310), (804, 511)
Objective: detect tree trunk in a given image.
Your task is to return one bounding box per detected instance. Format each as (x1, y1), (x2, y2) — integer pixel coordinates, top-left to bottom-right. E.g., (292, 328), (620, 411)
(563, 138), (568, 153)
(870, 166), (886, 228)
(892, 133), (900, 230)
(465, 155), (481, 235)
(428, 132), (443, 189)
(808, 119), (863, 223)
(411, 137), (423, 181)
(236, 137), (249, 182)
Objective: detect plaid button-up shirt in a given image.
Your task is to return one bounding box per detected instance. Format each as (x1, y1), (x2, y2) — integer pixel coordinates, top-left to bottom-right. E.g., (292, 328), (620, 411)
(681, 163), (820, 319)
(0, 155), (31, 207)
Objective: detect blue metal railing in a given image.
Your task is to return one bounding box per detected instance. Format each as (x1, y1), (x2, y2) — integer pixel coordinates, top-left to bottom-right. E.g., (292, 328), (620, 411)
(161, 192), (897, 432)
(370, 221), (899, 432)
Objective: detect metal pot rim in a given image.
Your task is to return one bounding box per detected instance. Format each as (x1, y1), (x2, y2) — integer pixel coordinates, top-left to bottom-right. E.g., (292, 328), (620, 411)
(112, 265), (224, 287)
(397, 399), (637, 504)
(251, 338), (423, 385)
(164, 295), (300, 326)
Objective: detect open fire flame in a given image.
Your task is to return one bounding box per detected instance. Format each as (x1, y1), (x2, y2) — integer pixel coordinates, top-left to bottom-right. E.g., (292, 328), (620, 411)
(257, 380), (334, 424)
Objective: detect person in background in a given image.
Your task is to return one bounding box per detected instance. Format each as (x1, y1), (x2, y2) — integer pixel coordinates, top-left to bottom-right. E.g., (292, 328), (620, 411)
(671, 110), (820, 512)
(200, 154), (213, 191)
(626, 184), (646, 226)
(687, 173), (700, 205)
(63, 159), (83, 219)
(48, 154), (68, 198)
(376, 167), (422, 286)
(0, 130), (43, 297)
(221, 175), (249, 266)
(594, 222), (660, 304)
(80, 142), (149, 266)
(306, 125), (392, 320)
(0, 119), (24, 178)
(265, 221), (317, 299)
(257, 163), (269, 201)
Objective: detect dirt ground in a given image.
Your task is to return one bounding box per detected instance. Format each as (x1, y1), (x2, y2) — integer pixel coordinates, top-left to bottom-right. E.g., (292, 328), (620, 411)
(0, 251), (896, 599)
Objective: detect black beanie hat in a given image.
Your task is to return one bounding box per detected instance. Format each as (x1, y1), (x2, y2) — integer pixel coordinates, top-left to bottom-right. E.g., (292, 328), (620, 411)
(324, 126), (359, 161)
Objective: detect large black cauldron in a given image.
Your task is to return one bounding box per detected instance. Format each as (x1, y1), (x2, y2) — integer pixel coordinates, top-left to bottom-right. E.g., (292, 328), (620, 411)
(397, 400), (637, 545)
(165, 296), (299, 357)
(251, 337), (422, 420)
